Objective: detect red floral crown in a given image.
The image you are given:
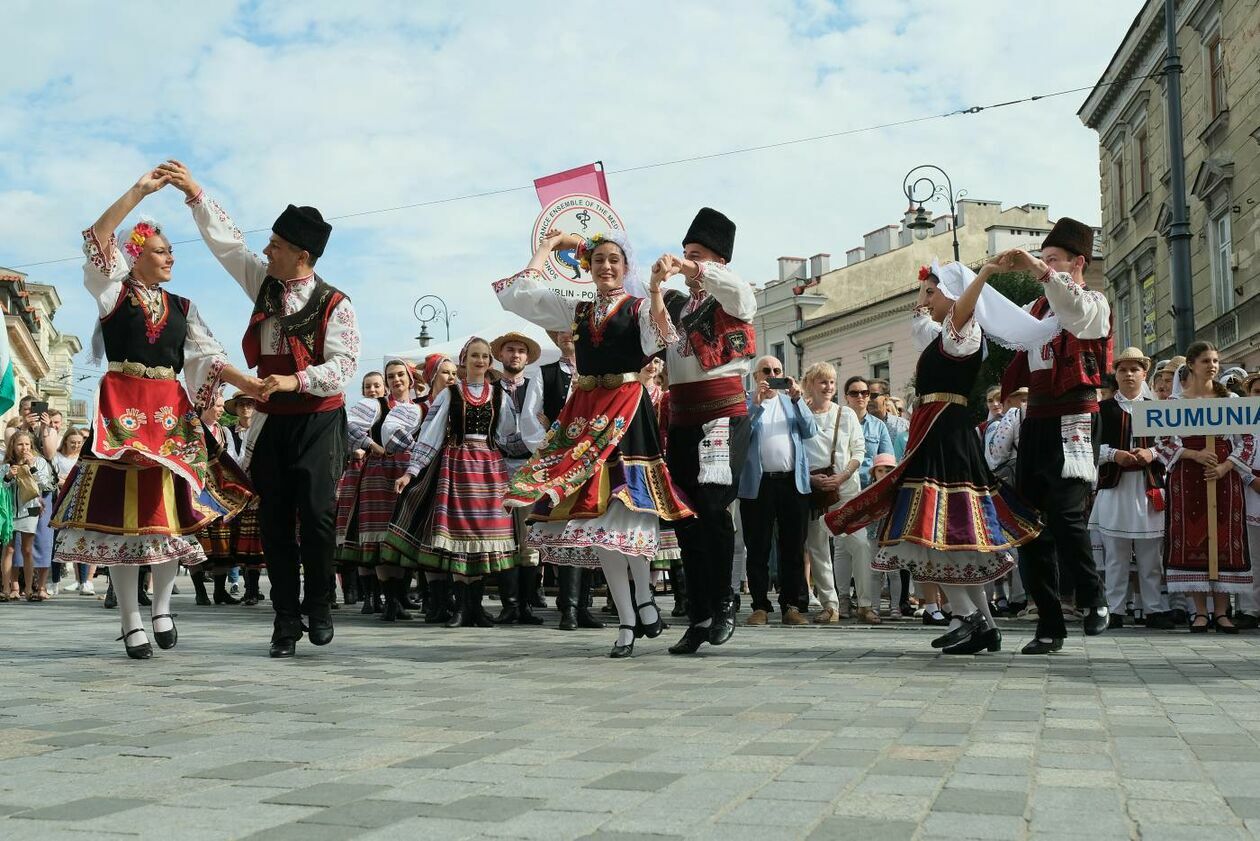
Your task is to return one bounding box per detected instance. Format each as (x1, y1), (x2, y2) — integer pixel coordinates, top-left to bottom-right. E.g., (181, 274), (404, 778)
(917, 265), (931, 282)
(124, 221), (159, 259)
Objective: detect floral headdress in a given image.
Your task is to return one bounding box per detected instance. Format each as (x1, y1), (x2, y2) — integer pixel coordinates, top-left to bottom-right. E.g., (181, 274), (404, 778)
(124, 219), (161, 262)
(917, 265), (932, 282)
(575, 233), (608, 272)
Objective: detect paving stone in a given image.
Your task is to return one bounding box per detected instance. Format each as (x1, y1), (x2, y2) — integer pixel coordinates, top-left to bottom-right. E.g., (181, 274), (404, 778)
(12, 796), (152, 821)
(808, 816), (918, 840)
(299, 798), (428, 828)
(585, 771), (684, 791)
(432, 794), (544, 822)
(931, 787), (1026, 816)
(262, 783), (389, 807)
(186, 760), (303, 781)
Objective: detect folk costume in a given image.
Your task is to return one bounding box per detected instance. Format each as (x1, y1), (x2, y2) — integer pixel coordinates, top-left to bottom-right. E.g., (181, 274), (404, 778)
(662, 209), (757, 654)
(224, 405), (266, 605)
(1153, 394), (1254, 596)
(827, 261), (1040, 654)
(1094, 356), (1169, 620)
(335, 392), (423, 619)
(538, 353), (605, 631)
(998, 218), (1112, 646)
(1239, 410), (1260, 619)
(54, 222), (244, 657)
(489, 332), (549, 625)
(187, 193), (360, 656)
(190, 416), (256, 606)
(495, 232), (693, 656)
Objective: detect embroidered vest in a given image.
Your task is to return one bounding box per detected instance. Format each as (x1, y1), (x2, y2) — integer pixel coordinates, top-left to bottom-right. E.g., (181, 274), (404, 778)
(670, 293), (756, 371)
(445, 382), (502, 445)
(100, 284), (191, 371)
(1001, 294), (1113, 417)
(540, 362), (573, 426)
(1096, 397), (1165, 491)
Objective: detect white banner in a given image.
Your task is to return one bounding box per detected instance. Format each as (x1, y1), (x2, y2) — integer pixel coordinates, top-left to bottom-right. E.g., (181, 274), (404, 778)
(530, 193), (625, 302)
(1131, 397), (1260, 437)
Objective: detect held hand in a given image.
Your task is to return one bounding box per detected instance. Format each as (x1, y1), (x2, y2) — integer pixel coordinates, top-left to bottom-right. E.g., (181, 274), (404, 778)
(1208, 462), (1231, 481)
(786, 376), (803, 401)
(1194, 449), (1219, 468)
(1130, 448), (1155, 466)
(1113, 450), (1138, 468)
(998, 249), (1039, 274)
(134, 168), (171, 196)
(352, 448), (366, 460)
(394, 474), (413, 494)
(237, 376), (270, 402)
(260, 374), (301, 398)
(156, 160), (201, 198)
(368, 441), (386, 456)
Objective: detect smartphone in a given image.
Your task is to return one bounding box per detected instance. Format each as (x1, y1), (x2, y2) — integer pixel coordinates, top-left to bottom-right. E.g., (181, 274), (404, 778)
(29, 401), (49, 416)
(766, 377), (791, 390)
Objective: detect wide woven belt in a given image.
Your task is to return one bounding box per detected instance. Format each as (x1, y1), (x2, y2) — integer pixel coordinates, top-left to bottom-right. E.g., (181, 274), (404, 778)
(915, 391), (968, 408)
(575, 372), (639, 391)
(108, 361), (177, 380)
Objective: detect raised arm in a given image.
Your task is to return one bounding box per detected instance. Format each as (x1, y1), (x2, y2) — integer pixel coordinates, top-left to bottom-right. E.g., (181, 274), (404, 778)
(83, 169), (170, 309)
(999, 248), (1109, 339)
(493, 229), (580, 332)
(160, 159), (268, 301)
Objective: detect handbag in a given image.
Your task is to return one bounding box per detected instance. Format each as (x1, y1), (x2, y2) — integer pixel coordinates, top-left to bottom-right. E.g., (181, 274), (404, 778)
(13, 464), (40, 508)
(809, 405), (843, 517)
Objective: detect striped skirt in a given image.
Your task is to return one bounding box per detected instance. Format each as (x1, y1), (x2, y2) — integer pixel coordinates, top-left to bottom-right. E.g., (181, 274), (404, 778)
(383, 436), (516, 577)
(336, 450), (412, 566)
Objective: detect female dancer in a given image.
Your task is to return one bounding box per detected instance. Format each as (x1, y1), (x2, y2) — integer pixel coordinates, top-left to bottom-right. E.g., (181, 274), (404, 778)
(336, 359), (424, 621)
(52, 169), (262, 658)
(387, 338), (541, 626)
(827, 260), (1040, 653)
(1154, 343), (1254, 631)
(494, 229), (693, 657)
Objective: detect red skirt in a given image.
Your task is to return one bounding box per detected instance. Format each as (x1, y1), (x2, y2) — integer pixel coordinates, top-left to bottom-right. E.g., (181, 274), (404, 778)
(336, 450), (412, 565)
(1165, 435), (1252, 593)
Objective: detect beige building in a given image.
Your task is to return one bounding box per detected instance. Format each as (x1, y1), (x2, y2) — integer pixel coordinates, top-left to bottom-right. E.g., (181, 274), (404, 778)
(1079, 0), (1260, 369)
(0, 267), (83, 429)
(776, 200), (1098, 401)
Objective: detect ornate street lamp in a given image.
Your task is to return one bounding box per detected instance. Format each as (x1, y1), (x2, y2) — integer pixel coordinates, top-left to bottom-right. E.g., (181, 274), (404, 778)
(414, 295), (455, 348)
(902, 164), (964, 262)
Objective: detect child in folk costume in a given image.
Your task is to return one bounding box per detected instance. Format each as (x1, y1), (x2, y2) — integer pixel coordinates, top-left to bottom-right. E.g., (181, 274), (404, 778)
(495, 229), (693, 658)
(337, 359), (424, 622)
(53, 169), (262, 659)
(387, 338), (544, 627)
(222, 391), (267, 605)
(1094, 347), (1173, 630)
(191, 391), (250, 606)
(1153, 343), (1254, 632)
(827, 260), (1041, 654)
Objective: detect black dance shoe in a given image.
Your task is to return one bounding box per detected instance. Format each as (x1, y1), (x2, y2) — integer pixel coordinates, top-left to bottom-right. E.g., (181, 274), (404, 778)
(1020, 637), (1064, 655)
(558, 608), (578, 631)
(709, 596), (737, 646)
(1107, 613), (1124, 630)
(307, 610), (335, 646)
(152, 613), (178, 650)
(922, 610), (950, 627)
(609, 625), (635, 659)
(270, 619), (303, 658)
(671, 596), (689, 618)
(1216, 617), (1240, 635)
(269, 638), (296, 658)
(1083, 607), (1109, 636)
(944, 626), (1001, 655)
(636, 599), (664, 639)
(931, 614), (978, 649)
(117, 627), (152, 660)
(668, 625), (708, 655)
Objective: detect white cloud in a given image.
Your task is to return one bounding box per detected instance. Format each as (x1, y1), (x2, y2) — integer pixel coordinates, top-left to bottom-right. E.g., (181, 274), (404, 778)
(2, 0), (1144, 389)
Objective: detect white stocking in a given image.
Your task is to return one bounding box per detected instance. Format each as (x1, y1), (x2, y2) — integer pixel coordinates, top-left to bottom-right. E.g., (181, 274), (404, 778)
(111, 565), (147, 645)
(940, 585), (975, 633)
(150, 560), (178, 633)
(626, 555), (658, 625)
(598, 552), (637, 647)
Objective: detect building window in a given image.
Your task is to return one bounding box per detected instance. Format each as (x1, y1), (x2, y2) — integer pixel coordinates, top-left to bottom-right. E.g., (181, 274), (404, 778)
(870, 360), (889, 383)
(1116, 288), (1133, 350)
(1111, 149), (1126, 216)
(1208, 35), (1227, 117)
(772, 342), (784, 366)
(1136, 129), (1150, 197)
(1211, 212), (1233, 314)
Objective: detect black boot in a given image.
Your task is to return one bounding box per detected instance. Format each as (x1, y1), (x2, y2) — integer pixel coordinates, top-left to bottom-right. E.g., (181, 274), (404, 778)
(359, 575), (377, 615)
(137, 567), (152, 607)
(516, 566), (545, 625)
(445, 581), (468, 628)
(401, 575), (423, 611)
(243, 568), (262, 606)
(191, 569), (211, 606)
(425, 577), (452, 624)
(103, 578), (118, 609)
(341, 569), (359, 605)
(213, 574), (241, 605)
(326, 575), (339, 610)
(576, 569), (605, 629)
(708, 590), (736, 646)
(495, 568), (520, 624)
(468, 580), (495, 628)
(670, 561), (688, 618)
(307, 602), (335, 646)
(270, 615), (304, 658)
(380, 579), (412, 622)
(557, 567), (579, 631)
(391, 579), (413, 620)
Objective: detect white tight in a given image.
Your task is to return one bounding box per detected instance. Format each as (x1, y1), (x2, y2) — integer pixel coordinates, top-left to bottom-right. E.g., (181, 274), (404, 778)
(150, 561), (178, 633)
(596, 550), (657, 646)
(940, 584), (994, 631)
(111, 565), (146, 644)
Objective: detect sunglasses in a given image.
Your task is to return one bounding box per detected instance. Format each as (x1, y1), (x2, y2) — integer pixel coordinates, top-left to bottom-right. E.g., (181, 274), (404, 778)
(760, 367), (783, 375)
(847, 389), (870, 397)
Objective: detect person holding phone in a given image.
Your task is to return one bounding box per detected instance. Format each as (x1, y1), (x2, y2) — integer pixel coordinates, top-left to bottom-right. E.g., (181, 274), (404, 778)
(737, 356), (818, 626)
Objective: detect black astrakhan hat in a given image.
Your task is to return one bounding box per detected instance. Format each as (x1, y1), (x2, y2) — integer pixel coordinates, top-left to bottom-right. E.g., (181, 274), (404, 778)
(1041, 217), (1094, 265)
(683, 207), (736, 262)
(273, 204), (332, 259)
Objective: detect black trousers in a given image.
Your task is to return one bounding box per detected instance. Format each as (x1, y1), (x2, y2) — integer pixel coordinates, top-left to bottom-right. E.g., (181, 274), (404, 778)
(1016, 414), (1104, 639)
(740, 473), (810, 614)
(250, 408), (346, 624)
(666, 415), (750, 625)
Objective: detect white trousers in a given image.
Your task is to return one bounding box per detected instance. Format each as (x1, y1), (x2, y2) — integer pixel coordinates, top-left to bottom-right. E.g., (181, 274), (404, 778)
(1101, 535), (1166, 614)
(806, 514), (875, 609)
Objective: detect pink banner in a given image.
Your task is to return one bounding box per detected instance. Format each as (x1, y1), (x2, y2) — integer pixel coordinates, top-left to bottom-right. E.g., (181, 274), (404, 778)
(534, 162), (609, 206)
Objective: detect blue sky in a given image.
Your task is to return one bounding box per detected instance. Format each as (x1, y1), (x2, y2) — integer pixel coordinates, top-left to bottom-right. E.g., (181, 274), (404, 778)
(1, 0), (1142, 399)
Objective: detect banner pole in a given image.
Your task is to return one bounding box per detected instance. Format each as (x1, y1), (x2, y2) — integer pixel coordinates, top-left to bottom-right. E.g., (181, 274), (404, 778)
(1207, 434), (1219, 582)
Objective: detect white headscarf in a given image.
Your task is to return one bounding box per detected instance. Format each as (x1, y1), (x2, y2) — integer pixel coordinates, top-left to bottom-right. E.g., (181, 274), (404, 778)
(929, 259), (1064, 353)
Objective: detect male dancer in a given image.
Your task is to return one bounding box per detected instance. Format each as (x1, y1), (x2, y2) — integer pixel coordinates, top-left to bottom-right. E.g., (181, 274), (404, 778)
(163, 161), (360, 658)
(998, 218), (1112, 653)
(540, 330), (604, 631)
(491, 331), (546, 625)
(655, 208), (757, 654)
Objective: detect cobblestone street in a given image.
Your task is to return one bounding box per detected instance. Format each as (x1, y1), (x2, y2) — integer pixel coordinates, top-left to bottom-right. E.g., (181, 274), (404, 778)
(4, 591), (1260, 840)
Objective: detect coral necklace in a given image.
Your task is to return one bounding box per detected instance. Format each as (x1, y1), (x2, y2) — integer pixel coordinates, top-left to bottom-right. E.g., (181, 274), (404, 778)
(128, 277), (169, 344)
(461, 380), (492, 406)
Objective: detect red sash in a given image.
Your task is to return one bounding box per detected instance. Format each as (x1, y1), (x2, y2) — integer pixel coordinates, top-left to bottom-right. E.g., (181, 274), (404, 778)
(668, 376), (748, 427)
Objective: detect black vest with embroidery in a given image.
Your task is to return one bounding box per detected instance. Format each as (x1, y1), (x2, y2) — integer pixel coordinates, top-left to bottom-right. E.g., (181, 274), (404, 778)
(574, 296), (647, 376)
(445, 383), (502, 445)
(100, 285), (191, 371)
(540, 362), (572, 425)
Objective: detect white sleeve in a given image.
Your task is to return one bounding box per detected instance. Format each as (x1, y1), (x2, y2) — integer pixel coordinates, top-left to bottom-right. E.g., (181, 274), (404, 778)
(1041, 272), (1111, 340)
(182, 301), (230, 410)
(493, 269), (576, 332)
(346, 398), (379, 452)
(81, 228), (129, 317)
(940, 308), (982, 359)
(637, 298), (679, 355)
(407, 388), (450, 476)
(519, 377), (546, 452)
(185, 192), (268, 302)
(910, 307), (942, 353)
(296, 298), (360, 396)
(843, 405), (864, 465)
(986, 408), (1021, 469)
(696, 262), (756, 321)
